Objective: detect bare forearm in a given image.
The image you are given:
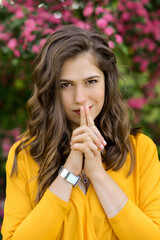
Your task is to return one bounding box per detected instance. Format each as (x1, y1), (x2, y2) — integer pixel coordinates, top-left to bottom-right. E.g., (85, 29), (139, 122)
(49, 175), (73, 202)
(49, 149), (82, 202)
(90, 168), (128, 218)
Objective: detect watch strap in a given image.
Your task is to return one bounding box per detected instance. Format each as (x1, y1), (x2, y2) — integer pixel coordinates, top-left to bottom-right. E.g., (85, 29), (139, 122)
(58, 166), (81, 186)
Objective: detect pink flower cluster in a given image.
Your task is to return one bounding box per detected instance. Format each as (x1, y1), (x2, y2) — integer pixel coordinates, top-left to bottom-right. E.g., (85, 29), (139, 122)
(0, 0), (159, 92)
(117, 0), (160, 73)
(7, 38), (20, 57)
(82, 3), (122, 47)
(1, 128), (21, 157)
(127, 97), (147, 109)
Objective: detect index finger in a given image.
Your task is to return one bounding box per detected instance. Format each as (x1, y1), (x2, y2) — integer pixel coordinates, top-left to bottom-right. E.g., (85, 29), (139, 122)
(80, 106), (87, 126)
(85, 105), (94, 127)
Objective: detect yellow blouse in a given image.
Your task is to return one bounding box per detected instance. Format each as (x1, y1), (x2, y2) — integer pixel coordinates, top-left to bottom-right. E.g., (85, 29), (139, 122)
(1, 133), (160, 240)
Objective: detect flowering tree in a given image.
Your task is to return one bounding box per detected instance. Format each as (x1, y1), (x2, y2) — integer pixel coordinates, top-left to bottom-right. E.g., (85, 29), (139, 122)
(0, 0), (160, 232)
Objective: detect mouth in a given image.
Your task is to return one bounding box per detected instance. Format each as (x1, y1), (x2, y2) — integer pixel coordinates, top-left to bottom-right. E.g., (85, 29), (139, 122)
(72, 105), (93, 115)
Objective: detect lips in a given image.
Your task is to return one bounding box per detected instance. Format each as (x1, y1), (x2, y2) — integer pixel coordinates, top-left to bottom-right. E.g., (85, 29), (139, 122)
(73, 105), (93, 115)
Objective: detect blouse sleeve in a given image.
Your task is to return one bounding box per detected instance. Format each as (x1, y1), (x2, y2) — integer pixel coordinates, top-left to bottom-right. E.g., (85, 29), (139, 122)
(108, 134), (160, 240)
(1, 143), (72, 240)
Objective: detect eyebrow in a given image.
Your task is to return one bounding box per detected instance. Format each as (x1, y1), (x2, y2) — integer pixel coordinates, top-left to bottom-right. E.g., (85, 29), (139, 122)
(60, 75), (101, 82)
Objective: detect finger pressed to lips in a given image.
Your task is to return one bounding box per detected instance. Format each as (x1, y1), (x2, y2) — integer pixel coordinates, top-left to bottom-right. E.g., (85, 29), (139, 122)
(85, 105), (95, 127)
(80, 106), (87, 126)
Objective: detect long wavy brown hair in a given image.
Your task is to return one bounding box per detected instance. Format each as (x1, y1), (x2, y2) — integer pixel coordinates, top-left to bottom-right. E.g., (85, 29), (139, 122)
(11, 25), (140, 202)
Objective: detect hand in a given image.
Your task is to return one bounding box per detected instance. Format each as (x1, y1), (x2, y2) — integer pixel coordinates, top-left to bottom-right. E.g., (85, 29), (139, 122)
(71, 105), (107, 179)
(64, 107), (88, 176)
(64, 149), (83, 176)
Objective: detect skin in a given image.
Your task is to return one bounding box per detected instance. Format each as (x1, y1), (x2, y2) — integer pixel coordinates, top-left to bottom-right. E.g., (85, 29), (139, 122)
(60, 52), (105, 131)
(49, 52), (128, 218)
(60, 52), (106, 176)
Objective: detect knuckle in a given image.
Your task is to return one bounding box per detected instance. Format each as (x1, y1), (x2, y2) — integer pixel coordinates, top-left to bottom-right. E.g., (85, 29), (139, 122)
(72, 129), (77, 135)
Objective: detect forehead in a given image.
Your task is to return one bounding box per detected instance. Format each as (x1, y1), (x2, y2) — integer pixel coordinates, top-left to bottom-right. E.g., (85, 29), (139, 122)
(60, 52), (102, 81)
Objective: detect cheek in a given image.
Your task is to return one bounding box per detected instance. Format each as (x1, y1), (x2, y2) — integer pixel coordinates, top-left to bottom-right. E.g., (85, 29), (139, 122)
(61, 92), (72, 113)
(94, 86), (105, 105)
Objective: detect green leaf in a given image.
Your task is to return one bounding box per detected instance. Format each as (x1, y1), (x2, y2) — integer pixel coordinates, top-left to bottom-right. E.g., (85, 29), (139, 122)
(14, 79), (24, 90)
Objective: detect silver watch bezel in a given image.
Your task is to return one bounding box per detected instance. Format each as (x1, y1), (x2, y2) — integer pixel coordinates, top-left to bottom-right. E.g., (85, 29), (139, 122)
(58, 166), (81, 186)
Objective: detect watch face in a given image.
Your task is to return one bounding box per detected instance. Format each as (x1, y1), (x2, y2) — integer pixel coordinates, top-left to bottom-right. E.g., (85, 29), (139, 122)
(59, 167), (81, 186)
(60, 168), (69, 178)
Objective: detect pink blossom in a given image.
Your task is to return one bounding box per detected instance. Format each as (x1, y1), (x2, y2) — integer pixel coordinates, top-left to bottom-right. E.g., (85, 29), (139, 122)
(13, 49), (21, 58)
(128, 97), (147, 109)
(39, 39), (46, 48)
(25, 19), (37, 31)
(146, 91), (155, 98)
(121, 12), (130, 21)
(133, 56), (142, 63)
(0, 33), (11, 41)
(49, 15), (61, 25)
(43, 28), (54, 35)
(115, 34), (123, 44)
(75, 21), (90, 30)
(116, 23), (125, 34)
(95, 6), (105, 15)
(0, 25), (5, 32)
(126, 1), (136, 10)
(62, 10), (72, 21)
(96, 18), (107, 29)
(108, 41), (115, 49)
(134, 115), (141, 124)
(140, 59), (149, 72)
(136, 23), (143, 31)
(103, 13), (114, 22)
(153, 55), (158, 62)
(9, 128), (21, 139)
(27, 6), (34, 12)
(2, 137), (12, 157)
(102, 0), (109, 4)
(32, 44), (41, 53)
(142, 0), (149, 4)
(148, 42), (156, 51)
(104, 26), (114, 36)
(22, 28), (31, 38)
(27, 34), (36, 42)
(15, 8), (24, 19)
(36, 19), (44, 26)
(7, 38), (18, 50)
(118, 3), (125, 11)
(136, 6), (148, 17)
(63, 0), (72, 7)
(52, 3), (63, 11)
(83, 2), (94, 17)
(3, 1), (15, 12)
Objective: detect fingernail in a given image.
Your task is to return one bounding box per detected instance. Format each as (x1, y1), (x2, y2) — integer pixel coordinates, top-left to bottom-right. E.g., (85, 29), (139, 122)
(102, 140), (107, 146)
(100, 144), (104, 149)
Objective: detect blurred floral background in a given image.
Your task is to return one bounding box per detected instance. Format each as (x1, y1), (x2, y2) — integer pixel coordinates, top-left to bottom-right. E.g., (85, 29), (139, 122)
(0, 0), (160, 236)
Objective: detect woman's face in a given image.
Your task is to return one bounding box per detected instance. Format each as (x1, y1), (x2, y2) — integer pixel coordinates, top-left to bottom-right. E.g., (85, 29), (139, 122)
(60, 52), (105, 130)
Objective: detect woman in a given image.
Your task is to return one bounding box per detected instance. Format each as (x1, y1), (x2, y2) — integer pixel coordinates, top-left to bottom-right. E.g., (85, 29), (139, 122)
(2, 25), (160, 240)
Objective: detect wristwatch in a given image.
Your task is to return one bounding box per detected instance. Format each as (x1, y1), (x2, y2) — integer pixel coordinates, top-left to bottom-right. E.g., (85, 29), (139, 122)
(58, 166), (81, 186)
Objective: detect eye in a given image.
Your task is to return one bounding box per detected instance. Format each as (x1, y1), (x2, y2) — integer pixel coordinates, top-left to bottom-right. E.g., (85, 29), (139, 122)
(60, 82), (72, 88)
(86, 79), (98, 85)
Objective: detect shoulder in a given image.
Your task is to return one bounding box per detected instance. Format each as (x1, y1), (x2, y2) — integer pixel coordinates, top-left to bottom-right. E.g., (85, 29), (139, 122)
(130, 133), (157, 152)
(130, 133), (159, 173)
(6, 139), (33, 176)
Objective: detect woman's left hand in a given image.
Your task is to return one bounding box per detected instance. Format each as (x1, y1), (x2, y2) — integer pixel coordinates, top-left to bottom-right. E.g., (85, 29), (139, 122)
(71, 105), (106, 179)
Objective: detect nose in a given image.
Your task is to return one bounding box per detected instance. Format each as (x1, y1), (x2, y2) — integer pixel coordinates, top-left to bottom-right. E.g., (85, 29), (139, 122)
(74, 86), (87, 105)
